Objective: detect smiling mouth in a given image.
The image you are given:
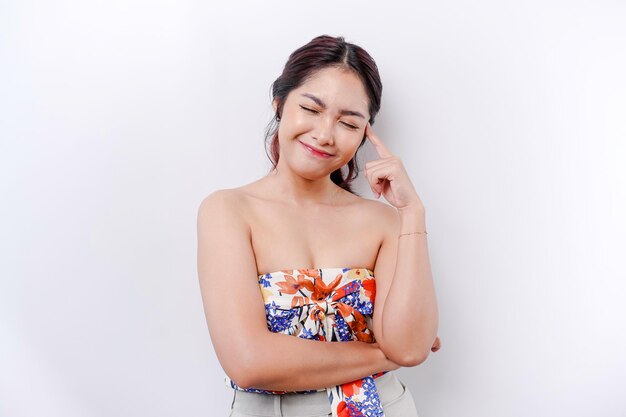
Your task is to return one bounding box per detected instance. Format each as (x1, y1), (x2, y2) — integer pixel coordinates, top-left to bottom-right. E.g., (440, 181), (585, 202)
(299, 141), (333, 157)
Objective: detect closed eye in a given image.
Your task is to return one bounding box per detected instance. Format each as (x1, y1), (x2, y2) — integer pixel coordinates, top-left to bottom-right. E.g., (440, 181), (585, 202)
(301, 105), (358, 130)
(300, 105), (318, 114)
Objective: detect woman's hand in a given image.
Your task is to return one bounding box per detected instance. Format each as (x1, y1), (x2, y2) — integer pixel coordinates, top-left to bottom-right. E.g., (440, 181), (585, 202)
(363, 123), (424, 212)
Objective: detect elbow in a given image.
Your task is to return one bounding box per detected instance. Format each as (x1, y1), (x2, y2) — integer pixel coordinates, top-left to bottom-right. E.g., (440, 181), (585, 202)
(385, 346), (430, 367)
(224, 345), (264, 389)
(401, 349), (430, 367)
(228, 367), (254, 390)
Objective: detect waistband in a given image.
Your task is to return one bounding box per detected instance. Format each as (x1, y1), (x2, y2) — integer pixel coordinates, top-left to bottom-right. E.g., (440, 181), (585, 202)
(229, 370), (405, 417)
(227, 370), (388, 394)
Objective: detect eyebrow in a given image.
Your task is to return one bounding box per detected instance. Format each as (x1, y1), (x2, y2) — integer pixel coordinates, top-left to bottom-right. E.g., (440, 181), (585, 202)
(300, 93), (366, 119)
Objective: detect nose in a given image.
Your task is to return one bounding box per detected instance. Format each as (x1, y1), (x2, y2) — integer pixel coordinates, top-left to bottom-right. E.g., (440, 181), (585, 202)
(312, 115), (334, 146)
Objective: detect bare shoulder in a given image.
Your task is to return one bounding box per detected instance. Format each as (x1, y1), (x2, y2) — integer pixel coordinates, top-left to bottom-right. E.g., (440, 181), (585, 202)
(197, 187), (250, 220)
(199, 176), (272, 211)
(362, 198), (399, 218)
(352, 195), (400, 236)
(198, 187), (244, 207)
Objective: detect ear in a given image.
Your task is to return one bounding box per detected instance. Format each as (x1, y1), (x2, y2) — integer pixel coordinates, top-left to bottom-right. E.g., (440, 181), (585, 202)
(272, 97), (279, 114)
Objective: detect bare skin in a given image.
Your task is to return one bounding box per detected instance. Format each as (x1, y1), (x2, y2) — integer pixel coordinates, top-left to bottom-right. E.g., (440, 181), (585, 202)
(197, 66), (439, 392)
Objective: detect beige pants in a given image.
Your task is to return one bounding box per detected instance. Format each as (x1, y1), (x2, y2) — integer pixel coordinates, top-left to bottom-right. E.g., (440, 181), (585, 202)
(227, 371), (419, 417)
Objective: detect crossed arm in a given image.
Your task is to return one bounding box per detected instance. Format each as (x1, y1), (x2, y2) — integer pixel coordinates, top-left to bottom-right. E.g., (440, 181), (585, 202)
(197, 190), (439, 392)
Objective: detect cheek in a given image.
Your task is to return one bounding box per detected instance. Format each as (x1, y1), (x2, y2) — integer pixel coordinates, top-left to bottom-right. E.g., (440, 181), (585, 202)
(280, 115), (314, 139)
(293, 116), (313, 132)
(339, 137), (362, 162)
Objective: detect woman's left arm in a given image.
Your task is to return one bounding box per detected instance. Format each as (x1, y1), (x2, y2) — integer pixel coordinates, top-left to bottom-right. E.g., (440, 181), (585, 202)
(364, 123), (440, 367)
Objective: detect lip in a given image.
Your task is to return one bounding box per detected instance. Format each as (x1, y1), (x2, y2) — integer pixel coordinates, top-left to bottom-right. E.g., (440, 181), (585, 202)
(299, 141), (333, 157)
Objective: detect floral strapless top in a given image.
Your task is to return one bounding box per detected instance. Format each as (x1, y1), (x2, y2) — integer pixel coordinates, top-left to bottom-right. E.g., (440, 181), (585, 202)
(224, 267), (390, 417)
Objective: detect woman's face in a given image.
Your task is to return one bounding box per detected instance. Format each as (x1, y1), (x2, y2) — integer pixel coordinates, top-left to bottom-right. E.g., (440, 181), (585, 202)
(274, 66), (370, 180)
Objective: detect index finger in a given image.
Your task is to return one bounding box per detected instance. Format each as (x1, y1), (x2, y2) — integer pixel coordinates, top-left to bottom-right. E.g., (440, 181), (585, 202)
(365, 122), (393, 158)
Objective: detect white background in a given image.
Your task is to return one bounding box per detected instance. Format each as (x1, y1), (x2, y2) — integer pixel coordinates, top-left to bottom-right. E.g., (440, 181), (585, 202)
(1, 1), (625, 416)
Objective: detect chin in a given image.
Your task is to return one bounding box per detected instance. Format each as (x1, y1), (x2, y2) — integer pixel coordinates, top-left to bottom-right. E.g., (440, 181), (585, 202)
(289, 158), (336, 179)
(296, 166), (333, 180)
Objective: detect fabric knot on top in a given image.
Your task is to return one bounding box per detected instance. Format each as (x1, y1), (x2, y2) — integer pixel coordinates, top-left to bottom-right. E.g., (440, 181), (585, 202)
(260, 268), (377, 344)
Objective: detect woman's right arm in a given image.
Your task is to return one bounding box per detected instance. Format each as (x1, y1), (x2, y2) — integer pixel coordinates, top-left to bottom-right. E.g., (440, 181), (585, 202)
(197, 190), (400, 392)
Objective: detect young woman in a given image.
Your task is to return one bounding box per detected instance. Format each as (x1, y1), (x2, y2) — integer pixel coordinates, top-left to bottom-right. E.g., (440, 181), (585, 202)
(197, 34), (440, 417)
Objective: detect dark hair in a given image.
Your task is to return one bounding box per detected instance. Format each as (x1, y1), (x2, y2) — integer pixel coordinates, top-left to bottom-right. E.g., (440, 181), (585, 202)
(264, 34), (383, 194)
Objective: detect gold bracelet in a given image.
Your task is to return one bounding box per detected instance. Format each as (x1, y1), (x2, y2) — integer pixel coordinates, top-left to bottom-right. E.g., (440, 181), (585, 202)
(399, 230), (428, 237)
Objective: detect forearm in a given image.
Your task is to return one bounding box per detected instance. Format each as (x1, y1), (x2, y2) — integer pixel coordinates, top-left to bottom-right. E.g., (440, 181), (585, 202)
(242, 332), (396, 391)
(382, 207), (439, 364)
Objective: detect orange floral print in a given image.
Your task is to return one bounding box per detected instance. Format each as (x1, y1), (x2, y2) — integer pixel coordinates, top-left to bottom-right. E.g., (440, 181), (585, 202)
(225, 267), (388, 416)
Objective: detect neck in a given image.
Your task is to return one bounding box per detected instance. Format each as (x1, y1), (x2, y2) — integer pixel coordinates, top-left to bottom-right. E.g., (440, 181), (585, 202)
(266, 165), (341, 207)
